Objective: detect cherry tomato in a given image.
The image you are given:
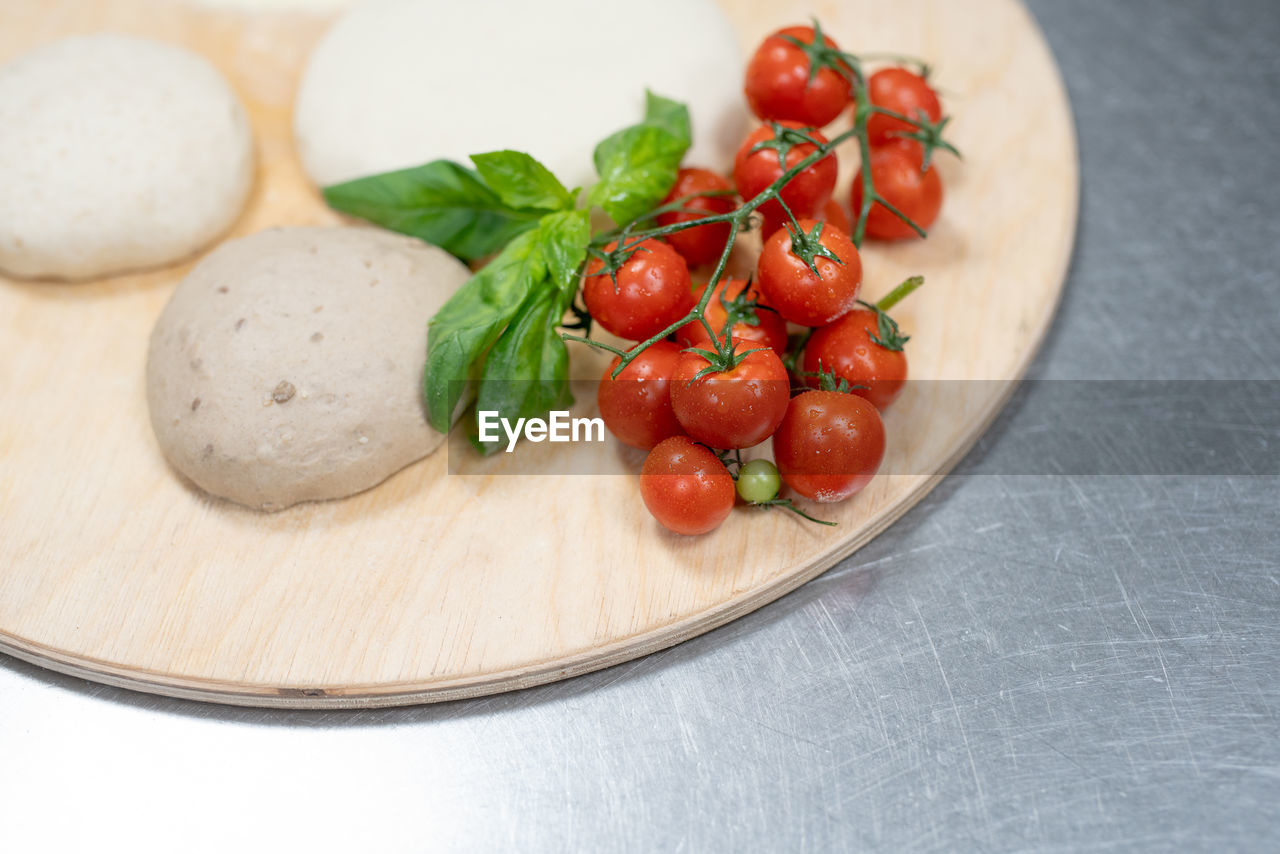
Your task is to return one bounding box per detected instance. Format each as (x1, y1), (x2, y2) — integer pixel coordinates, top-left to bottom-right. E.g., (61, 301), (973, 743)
(656, 168), (737, 267)
(823, 198), (852, 235)
(864, 67), (942, 147)
(803, 308), (908, 410)
(640, 436), (735, 535)
(670, 346), (790, 449)
(877, 135), (927, 166)
(583, 238), (694, 340)
(744, 26), (852, 129)
(736, 458), (782, 503)
(772, 390), (885, 502)
(850, 146), (943, 241)
(675, 278), (788, 358)
(733, 121), (837, 227)
(756, 218), (862, 326)
(597, 340), (685, 450)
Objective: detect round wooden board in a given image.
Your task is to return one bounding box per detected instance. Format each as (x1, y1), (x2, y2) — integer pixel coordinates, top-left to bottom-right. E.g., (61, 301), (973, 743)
(0, 0), (1077, 708)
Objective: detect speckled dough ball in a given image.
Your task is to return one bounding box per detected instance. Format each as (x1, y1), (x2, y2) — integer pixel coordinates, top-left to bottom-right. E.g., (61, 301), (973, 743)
(0, 34), (254, 280)
(146, 227), (471, 510)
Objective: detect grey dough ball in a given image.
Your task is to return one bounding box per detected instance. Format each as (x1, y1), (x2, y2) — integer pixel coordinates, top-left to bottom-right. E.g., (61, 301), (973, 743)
(146, 226), (471, 510)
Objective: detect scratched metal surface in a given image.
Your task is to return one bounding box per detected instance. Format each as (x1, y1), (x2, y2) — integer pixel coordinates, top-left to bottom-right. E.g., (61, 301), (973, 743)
(2, 0), (1278, 850)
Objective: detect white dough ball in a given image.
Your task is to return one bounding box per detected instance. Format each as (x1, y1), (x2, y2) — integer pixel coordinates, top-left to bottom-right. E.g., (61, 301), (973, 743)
(0, 34), (254, 280)
(295, 0), (746, 189)
(146, 226), (470, 511)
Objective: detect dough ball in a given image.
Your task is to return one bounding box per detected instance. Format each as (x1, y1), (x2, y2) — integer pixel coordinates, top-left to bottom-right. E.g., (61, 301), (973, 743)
(0, 34), (254, 280)
(146, 226), (470, 510)
(294, 0), (746, 189)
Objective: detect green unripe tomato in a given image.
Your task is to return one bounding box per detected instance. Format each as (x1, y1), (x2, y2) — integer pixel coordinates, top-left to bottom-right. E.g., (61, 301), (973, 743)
(736, 458), (782, 503)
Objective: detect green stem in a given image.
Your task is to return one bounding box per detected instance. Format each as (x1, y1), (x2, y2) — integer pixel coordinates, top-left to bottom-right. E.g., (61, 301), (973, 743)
(755, 498), (836, 526)
(867, 105), (929, 124)
(593, 190), (738, 247)
(875, 275), (924, 312)
(561, 333), (627, 359)
(775, 193), (804, 234)
(853, 100), (877, 246)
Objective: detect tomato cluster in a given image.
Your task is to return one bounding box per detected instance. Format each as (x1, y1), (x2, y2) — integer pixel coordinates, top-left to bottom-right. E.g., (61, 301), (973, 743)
(584, 22), (952, 536)
(742, 26), (948, 241)
(586, 214), (911, 535)
(592, 220), (907, 534)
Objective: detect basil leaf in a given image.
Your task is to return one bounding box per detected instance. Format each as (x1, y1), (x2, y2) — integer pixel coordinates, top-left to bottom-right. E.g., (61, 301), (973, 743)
(536, 209), (592, 295)
(472, 286), (573, 454)
(588, 91), (692, 225)
(641, 90), (693, 140)
(323, 160), (542, 262)
(423, 227), (548, 431)
(471, 150), (575, 212)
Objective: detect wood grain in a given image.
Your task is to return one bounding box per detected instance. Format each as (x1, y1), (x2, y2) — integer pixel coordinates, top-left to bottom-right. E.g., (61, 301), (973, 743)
(0, 0), (1078, 707)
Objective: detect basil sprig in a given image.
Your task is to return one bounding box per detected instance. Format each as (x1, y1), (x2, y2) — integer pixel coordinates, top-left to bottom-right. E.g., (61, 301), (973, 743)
(321, 92), (692, 452)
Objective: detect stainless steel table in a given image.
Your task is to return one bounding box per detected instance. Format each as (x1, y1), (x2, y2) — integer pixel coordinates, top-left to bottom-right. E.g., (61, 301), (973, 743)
(2, 1), (1277, 850)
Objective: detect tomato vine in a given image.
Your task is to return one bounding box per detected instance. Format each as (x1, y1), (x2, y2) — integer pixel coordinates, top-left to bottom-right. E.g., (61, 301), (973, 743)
(564, 35), (957, 376)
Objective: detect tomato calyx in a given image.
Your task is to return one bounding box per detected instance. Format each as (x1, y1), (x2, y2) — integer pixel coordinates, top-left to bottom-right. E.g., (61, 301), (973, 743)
(681, 338), (773, 383)
(749, 121), (827, 171)
(777, 18), (853, 85)
(784, 219), (847, 277)
(561, 296), (593, 333)
(799, 362), (868, 395)
(586, 240), (651, 292)
(782, 329), (813, 374)
(858, 274), (924, 352)
(882, 112), (960, 173)
(710, 277), (773, 336)
(857, 301), (910, 351)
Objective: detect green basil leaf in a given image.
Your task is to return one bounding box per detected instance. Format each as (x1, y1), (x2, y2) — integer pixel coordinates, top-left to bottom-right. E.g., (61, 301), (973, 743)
(587, 90), (692, 225)
(323, 160), (542, 262)
(536, 209), (592, 295)
(472, 286), (573, 455)
(423, 227), (548, 431)
(470, 150), (575, 212)
(640, 90), (693, 140)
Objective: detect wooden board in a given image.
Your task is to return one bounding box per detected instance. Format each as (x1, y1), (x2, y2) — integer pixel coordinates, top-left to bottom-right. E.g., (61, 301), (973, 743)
(0, 0), (1078, 707)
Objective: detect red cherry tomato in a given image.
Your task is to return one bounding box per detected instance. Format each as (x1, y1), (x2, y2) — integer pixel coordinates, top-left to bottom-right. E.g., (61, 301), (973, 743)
(640, 436), (736, 535)
(583, 238), (694, 340)
(656, 168), (737, 267)
(865, 67), (942, 147)
(850, 146), (943, 241)
(772, 390), (885, 502)
(733, 121), (837, 227)
(756, 218), (862, 326)
(877, 136), (927, 166)
(676, 278), (789, 358)
(670, 347), (790, 449)
(597, 340), (685, 450)
(744, 26), (853, 128)
(803, 309), (908, 410)
(823, 198), (852, 235)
